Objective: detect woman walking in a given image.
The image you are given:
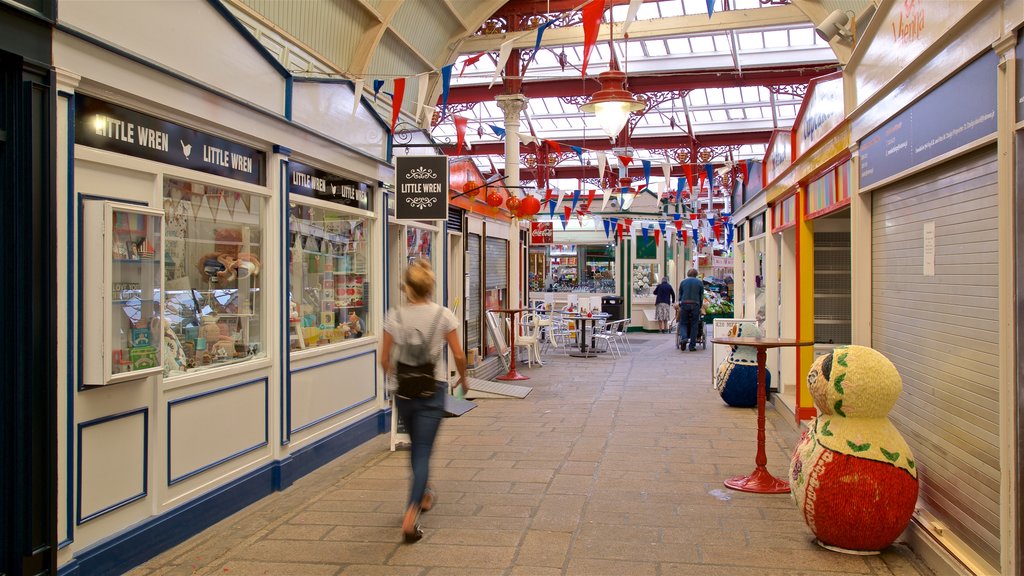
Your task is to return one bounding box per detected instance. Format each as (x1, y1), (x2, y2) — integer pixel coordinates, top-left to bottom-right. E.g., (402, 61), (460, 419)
(652, 275), (676, 333)
(380, 259), (468, 543)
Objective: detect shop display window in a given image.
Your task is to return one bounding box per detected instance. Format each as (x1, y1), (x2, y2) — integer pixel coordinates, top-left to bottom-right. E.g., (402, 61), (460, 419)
(288, 202), (371, 351)
(631, 263), (660, 297)
(407, 227), (432, 263)
(162, 178), (264, 376)
(544, 244), (614, 292)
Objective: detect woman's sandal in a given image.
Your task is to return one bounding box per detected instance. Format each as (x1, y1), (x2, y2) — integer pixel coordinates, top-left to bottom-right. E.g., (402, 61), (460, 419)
(420, 488), (435, 513)
(402, 524), (423, 544)
(401, 505), (423, 544)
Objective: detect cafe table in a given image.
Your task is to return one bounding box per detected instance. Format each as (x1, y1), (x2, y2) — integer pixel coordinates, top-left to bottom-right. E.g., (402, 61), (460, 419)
(563, 312), (610, 358)
(489, 308), (530, 381)
(709, 336), (813, 494)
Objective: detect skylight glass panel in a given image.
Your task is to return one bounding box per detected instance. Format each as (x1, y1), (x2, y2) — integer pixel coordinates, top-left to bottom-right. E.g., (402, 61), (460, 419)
(687, 90), (708, 107)
(689, 36), (716, 53)
(722, 87), (742, 104)
(759, 106), (774, 118)
(740, 86), (760, 102)
(710, 109), (728, 122)
(655, 0), (683, 17)
(705, 89), (725, 106)
(777, 104), (798, 118)
(713, 34), (732, 52)
(789, 27), (815, 46)
(763, 30), (789, 48)
(692, 110), (712, 123)
(620, 40), (645, 60)
(532, 49), (560, 67)
(665, 38), (692, 54)
(682, 0), (717, 15)
(643, 40), (668, 57)
(737, 32), (764, 51)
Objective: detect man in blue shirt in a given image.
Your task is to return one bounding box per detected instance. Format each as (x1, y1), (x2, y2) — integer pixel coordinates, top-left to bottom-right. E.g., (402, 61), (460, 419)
(677, 268), (704, 351)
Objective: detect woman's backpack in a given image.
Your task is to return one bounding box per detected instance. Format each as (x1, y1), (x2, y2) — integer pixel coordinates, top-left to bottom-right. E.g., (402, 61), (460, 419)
(394, 307), (443, 398)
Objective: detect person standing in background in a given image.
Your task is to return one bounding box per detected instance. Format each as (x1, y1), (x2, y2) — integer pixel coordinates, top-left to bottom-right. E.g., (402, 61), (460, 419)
(380, 259), (468, 543)
(678, 268), (704, 351)
(652, 276), (675, 334)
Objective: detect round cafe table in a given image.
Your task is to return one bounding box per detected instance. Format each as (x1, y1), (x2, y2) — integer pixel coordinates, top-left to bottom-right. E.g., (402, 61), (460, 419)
(489, 308), (529, 381)
(710, 336), (813, 494)
(563, 312), (610, 358)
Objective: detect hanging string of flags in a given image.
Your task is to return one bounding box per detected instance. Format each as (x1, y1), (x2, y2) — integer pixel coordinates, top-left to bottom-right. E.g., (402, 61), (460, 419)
(355, 0), (723, 131)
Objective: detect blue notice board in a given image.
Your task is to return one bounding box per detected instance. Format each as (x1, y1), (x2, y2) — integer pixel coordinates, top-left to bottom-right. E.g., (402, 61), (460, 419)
(860, 51), (997, 188)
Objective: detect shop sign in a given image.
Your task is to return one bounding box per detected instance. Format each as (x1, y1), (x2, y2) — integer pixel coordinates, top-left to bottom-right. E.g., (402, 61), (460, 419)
(288, 160), (370, 211)
(712, 256), (733, 268)
(795, 75), (843, 157)
(853, 0), (976, 107)
(750, 211), (766, 237)
(764, 130), (792, 184)
(1016, 34), (1024, 123)
(530, 221), (553, 244)
(395, 155), (448, 221)
(75, 94), (265, 185)
(859, 51), (996, 188)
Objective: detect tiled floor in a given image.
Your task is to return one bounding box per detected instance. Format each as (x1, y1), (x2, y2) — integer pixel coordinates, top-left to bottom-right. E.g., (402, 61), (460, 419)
(127, 331), (934, 576)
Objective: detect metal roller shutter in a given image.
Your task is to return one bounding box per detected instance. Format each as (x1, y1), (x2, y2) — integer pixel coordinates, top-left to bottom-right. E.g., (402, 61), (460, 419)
(485, 236), (508, 289)
(466, 233), (481, 353)
(871, 146), (1000, 568)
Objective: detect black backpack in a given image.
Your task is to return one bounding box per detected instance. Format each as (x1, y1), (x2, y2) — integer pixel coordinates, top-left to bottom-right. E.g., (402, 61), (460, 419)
(394, 307), (443, 398)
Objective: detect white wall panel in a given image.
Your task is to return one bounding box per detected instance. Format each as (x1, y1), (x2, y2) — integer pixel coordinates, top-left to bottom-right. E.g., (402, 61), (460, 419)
(872, 146), (1000, 569)
(167, 378), (268, 485)
(291, 81), (387, 162)
(290, 350), (376, 434)
(60, 0), (286, 114)
(78, 409), (147, 523)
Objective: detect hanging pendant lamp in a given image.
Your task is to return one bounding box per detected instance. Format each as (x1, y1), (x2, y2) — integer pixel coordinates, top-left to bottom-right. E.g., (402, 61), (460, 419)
(580, 57), (644, 140)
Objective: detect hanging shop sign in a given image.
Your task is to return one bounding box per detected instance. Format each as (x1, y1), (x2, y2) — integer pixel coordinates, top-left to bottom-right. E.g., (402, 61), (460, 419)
(712, 256), (734, 268)
(859, 50), (996, 189)
(395, 155), (449, 221)
(288, 160), (370, 211)
(795, 74), (844, 157)
(75, 94), (265, 185)
(530, 221), (553, 244)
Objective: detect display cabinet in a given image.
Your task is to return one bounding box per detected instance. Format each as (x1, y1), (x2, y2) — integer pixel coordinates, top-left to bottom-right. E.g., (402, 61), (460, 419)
(82, 200), (165, 386)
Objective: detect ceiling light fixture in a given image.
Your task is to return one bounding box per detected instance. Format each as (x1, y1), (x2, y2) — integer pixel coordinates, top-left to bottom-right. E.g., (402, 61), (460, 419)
(580, 2), (644, 141)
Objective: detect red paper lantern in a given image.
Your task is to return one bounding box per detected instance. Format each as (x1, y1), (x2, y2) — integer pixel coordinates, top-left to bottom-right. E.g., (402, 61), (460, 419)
(506, 196), (522, 215)
(485, 191), (503, 208)
(520, 195), (541, 216)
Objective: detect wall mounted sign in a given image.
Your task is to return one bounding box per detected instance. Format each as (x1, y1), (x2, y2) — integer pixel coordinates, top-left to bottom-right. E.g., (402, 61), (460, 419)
(764, 130), (792, 184)
(395, 155), (449, 222)
(1016, 32), (1024, 123)
(795, 75), (844, 157)
(75, 94), (265, 185)
(530, 221), (553, 244)
(852, 0), (977, 107)
(749, 211), (766, 237)
(288, 160), (370, 211)
(859, 51), (996, 188)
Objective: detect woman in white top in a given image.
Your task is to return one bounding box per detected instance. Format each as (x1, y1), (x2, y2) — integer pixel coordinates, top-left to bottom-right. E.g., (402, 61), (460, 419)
(380, 259), (468, 543)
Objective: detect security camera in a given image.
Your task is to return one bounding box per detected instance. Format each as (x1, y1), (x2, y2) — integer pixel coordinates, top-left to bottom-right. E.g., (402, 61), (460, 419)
(815, 9), (854, 42)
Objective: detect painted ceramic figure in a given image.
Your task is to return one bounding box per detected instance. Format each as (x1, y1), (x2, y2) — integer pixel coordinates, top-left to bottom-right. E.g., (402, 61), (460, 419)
(713, 322), (770, 407)
(789, 345), (918, 552)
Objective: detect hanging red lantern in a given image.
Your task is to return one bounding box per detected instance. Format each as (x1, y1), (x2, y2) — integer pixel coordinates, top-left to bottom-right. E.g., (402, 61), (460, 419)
(520, 195), (541, 217)
(506, 195), (522, 215)
(485, 191), (503, 208)
(463, 177), (483, 199)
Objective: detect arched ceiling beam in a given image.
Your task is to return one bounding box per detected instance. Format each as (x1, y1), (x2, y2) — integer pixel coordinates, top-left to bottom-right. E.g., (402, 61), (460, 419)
(350, 0), (402, 77)
(455, 4), (811, 54)
(443, 66), (833, 104)
(443, 131), (772, 156)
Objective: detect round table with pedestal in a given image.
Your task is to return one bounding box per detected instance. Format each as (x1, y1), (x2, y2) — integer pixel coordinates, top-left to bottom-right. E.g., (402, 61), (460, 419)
(710, 336), (813, 494)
